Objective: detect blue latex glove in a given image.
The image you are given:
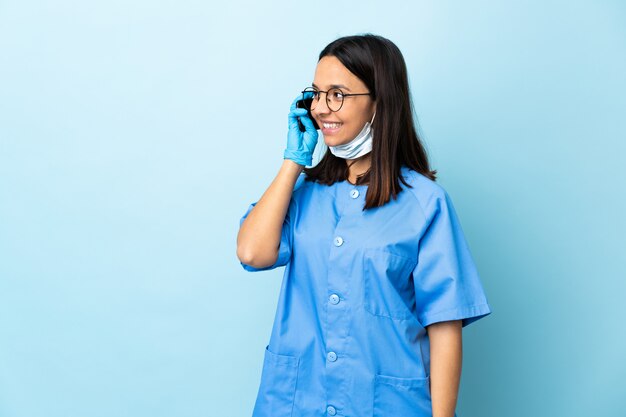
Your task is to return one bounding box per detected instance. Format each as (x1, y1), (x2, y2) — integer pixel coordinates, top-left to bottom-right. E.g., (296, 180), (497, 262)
(283, 91), (319, 167)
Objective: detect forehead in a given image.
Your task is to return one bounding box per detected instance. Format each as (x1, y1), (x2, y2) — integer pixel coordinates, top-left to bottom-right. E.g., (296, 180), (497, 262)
(312, 56), (366, 90)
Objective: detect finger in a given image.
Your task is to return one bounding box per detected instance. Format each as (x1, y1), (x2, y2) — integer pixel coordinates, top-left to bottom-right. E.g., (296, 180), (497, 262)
(299, 115), (317, 131)
(288, 109), (308, 130)
(290, 94), (305, 112)
(289, 108), (308, 118)
(290, 90), (314, 111)
(288, 108), (308, 125)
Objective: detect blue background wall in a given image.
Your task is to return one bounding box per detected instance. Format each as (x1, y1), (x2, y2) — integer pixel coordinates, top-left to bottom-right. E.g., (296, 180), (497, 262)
(1, 1), (624, 416)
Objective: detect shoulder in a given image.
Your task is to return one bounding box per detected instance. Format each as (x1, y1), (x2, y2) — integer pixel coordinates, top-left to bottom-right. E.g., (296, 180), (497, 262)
(400, 166), (451, 219)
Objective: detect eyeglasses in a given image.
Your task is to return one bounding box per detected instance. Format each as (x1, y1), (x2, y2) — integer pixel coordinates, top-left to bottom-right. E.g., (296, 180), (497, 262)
(300, 86), (371, 112)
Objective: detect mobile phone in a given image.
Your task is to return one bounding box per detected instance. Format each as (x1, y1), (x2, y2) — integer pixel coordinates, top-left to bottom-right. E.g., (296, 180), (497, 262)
(295, 96), (320, 132)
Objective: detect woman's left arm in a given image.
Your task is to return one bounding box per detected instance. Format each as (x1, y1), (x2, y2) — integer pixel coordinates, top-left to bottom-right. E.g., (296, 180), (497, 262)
(427, 319), (463, 417)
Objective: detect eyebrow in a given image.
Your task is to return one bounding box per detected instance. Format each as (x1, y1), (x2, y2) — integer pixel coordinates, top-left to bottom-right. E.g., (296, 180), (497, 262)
(312, 83), (352, 92)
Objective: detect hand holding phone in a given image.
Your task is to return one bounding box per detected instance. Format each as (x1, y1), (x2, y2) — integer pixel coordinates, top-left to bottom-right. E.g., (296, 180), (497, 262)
(284, 92), (319, 167)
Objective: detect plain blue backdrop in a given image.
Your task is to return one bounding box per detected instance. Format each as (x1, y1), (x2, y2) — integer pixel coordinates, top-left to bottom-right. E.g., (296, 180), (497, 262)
(1, 1), (624, 416)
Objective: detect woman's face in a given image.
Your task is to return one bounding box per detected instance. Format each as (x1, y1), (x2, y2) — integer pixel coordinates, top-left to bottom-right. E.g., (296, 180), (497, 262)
(310, 56), (376, 148)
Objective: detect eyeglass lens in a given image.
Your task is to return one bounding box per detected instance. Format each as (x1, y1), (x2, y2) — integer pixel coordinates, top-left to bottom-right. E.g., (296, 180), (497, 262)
(302, 87), (343, 112)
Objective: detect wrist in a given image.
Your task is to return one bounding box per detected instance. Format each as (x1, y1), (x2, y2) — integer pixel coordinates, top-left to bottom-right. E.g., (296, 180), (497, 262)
(283, 150), (311, 168)
(283, 158), (305, 171)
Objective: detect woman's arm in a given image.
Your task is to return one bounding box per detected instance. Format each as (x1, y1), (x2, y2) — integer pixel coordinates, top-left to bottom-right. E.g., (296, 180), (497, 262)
(427, 319), (463, 417)
(236, 159), (303, 269)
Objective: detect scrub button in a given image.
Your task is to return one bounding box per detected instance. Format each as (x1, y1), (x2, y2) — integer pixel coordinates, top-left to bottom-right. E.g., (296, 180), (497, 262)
(333, 236), (344, 246)
(327, 351), (337, 362)
(329, 294), (340, 305)
(327, 405), (337, 416)
(350, 189), (359, 198)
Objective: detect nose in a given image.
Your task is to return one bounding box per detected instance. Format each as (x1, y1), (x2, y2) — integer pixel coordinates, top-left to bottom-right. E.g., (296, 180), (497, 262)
(311, 92), (332, 118)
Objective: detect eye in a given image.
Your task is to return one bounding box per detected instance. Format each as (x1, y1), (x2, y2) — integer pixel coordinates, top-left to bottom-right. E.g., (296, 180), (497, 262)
(331, 89), (344, 100)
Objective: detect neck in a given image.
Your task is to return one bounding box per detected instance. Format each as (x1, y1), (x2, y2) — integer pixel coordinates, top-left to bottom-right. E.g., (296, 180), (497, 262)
(346, 154), (372, 184)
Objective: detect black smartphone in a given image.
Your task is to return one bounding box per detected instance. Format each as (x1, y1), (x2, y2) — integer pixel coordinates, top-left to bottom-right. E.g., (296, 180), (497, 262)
(295, 96), (320, 132)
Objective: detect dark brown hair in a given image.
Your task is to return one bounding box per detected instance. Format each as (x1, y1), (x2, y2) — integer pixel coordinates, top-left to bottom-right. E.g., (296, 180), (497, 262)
(303, 33), (437, 209)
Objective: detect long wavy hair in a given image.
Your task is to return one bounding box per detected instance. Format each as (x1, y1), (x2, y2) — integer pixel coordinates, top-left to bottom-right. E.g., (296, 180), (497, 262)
(303, 33), (437, 210)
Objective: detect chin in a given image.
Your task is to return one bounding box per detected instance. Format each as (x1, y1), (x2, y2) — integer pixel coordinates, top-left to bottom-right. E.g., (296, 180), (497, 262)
(324, 135), (349, 147)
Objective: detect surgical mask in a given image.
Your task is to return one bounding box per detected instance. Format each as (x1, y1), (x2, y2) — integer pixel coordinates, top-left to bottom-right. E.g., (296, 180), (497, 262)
(327, 112), (376, 160)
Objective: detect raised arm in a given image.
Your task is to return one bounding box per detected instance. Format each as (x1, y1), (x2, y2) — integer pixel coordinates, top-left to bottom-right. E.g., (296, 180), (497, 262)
(237, 91), (318, 269)
(236, 160), (303, 269)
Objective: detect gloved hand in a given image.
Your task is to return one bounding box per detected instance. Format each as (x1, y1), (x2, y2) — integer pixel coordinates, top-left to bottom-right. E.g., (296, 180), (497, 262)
(283, 91), (319, 167)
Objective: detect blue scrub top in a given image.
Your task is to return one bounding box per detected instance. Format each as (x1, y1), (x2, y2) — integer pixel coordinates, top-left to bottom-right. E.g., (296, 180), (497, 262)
(239, 165), (492, 417)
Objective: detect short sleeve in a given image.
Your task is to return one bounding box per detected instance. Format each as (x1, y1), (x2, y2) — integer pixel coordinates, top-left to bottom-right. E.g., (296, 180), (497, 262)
(238, 200), (294, 272)
(412, 190), (492, 328)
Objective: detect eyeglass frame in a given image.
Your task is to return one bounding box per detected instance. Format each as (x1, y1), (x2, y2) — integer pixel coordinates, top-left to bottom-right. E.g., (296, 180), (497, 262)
(300, 86), (372, 112)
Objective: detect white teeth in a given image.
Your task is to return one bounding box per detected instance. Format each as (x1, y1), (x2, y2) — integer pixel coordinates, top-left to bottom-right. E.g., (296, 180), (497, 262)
(323, 122), (342, 129)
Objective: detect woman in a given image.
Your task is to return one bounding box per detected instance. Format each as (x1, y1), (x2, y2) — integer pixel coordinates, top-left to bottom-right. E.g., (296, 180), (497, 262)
(236, 34), (491, 417)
